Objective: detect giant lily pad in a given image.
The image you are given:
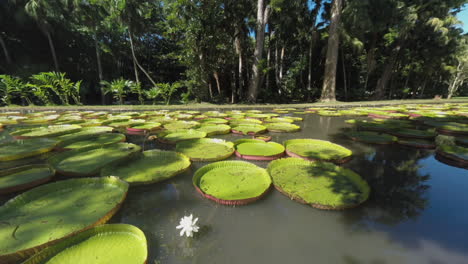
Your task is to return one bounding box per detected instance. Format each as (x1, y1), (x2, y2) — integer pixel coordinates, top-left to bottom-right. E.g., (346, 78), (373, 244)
(265, 122), (301, 133)
(436, 145), (468, 169)
(23, 224), (147, 264)
(284, 139), (352, 164)
(0, 165), (55, 194)
(55, 126), (114, 148)
(235, 140), (285, 161)
(60, 133), (126, 150)
(397, 138), (436, 149)
(0, 138), (59, 161)
(196, 124), (231, 136)
(10, 125), (82, 139)
(157, 129), (207, 144)
(176, 138), (234, 161)
(347, 131), (396, 144)
(163, 121), (200, 130)
(390, 128), (436, 139)
(49, 143), (141, 176)
(101, 150), (190, 185)
(231, 124), (267, 135)
(268, 158), (370, 210)
(193, 161), (271, 205)
(436, 122), (468, 136)
(0, 176), (128, 263)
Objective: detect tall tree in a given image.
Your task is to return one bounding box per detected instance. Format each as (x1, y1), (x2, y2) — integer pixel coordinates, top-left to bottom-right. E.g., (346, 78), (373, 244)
(248, 0), (271, 102)
(320, 0), (343, 102)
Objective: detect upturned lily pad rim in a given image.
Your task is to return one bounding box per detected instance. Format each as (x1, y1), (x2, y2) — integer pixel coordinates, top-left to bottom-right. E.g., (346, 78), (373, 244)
(22, 224), (147, 264)
(0, 176), (129, 264)
(284, 139), (353, 164)
(0, 164), (55, 194)
(192, 161), (272, 205)
(267, 158), (370, 210)
(176, 138), (235, 161)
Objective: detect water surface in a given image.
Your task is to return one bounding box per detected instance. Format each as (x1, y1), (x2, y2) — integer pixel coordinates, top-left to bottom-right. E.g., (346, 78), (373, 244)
(1, 113), (468, 264)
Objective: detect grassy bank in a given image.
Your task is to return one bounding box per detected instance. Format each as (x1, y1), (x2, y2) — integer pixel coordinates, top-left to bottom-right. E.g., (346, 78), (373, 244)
(1, 98), (468, 112)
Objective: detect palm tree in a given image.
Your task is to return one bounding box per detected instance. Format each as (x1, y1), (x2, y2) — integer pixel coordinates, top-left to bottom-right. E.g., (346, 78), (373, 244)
(25, 0), (60, 71)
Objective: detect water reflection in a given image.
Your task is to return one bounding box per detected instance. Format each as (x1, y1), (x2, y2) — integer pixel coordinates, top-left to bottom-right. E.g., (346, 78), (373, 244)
(341, 145), (431, 227)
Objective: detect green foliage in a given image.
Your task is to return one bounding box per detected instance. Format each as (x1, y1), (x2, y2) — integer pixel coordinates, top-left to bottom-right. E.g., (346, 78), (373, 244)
(0, 75), (31, 105)
(101, 78), (134, 105)
(28, 72), (82, 105)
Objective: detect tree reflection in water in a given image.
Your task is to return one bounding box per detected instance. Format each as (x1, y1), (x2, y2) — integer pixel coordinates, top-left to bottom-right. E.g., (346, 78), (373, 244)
(339, 141), (431, 227)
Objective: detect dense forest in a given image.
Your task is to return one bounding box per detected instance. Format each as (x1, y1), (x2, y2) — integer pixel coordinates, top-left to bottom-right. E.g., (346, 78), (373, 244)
(0, 0), (467, 106)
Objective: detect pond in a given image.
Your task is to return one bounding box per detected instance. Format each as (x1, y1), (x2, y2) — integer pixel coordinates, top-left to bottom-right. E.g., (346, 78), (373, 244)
(0, 109), (467, 264)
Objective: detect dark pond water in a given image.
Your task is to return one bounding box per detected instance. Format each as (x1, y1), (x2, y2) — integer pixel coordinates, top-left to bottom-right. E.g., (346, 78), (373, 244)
(1, 113), (467, 264)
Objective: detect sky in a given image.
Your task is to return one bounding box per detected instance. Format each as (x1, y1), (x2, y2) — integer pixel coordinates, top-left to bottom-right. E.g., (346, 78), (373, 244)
(457, 5), (468, 33)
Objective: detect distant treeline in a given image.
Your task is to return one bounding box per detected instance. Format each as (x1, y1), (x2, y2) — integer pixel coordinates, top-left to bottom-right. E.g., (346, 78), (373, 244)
(0, 0), (467, 106)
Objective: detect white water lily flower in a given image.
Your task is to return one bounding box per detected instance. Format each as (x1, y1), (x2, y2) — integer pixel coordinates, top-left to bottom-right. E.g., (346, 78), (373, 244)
(176, 214), (199, 237)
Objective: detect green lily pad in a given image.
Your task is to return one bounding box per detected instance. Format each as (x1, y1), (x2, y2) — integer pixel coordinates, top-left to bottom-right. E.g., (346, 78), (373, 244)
(0, 165), (55, 194)
(157, 129), (207, 144)
(231, 124), (267, 135)
(436, 145), (468, 168)
(284, 139), (353, 164)
(437, 122), (468, 136)
(235, 140), (285, 160)
(49, 143), (141, 176)
(193, 161), (271, 205)
(265, 122), (301, 132)
(268, 158), (370, 210)
(60, 133), (126, 150)
(176, 138), (234, 161)
(55, 126), (114, 148)
(347, 131), (397, 144)
(101, 150), (190, 185)
(11, 125), (82, 139)
(163, 121), (200, 130)
(196, 124), (231, 136)
(23, 224), (147, 264)
(199, 118), (229, 124)
(0, 138), (59, 161)
(390, 128), (437, 139)
(397, 138), (436, 149)
(0, 176), (128, 263)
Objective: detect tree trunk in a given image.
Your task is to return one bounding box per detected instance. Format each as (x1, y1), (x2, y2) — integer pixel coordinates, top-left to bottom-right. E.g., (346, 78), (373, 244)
(234, 27), (243, 103)
(44, 28), (59, 71)
(94, 32), (105, 104)
(128, 29), (157, 87)
(341, 45), (347, 101)
(214, 71), (221, 95)
(373, 45), (401, 100)
(248, 0), (270, 102)
(448, 61), (463, 99)
(279, 46), (285, 82)
(320, 0), (342, 102)
(208, 82), (214, 99)
(0, 34), (12, 64)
